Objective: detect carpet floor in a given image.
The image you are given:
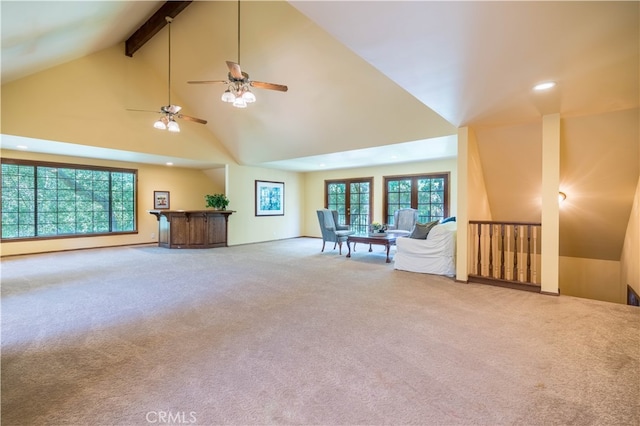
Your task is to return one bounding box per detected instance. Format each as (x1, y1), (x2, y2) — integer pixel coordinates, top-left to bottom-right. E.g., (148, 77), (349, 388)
(1, 238), (639, 425)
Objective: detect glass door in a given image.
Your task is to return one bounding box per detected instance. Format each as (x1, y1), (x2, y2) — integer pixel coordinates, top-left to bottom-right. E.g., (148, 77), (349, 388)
(325, 178), (372, 234)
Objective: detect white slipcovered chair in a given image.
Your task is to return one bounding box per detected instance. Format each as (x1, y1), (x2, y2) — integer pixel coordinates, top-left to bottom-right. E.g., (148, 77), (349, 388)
(394, 221), (457, 276)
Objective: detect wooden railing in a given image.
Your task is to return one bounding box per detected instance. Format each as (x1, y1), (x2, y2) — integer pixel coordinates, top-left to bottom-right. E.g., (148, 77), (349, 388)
(468, 221), (542, 291)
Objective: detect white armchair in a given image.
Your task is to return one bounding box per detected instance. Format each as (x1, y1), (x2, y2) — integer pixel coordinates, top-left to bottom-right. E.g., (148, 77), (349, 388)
(394, 222), (457, 276)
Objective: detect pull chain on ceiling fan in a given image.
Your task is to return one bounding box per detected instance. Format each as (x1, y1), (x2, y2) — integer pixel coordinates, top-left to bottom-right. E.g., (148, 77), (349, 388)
(187, 0), (288, 108)
(128, 16), (207, 131)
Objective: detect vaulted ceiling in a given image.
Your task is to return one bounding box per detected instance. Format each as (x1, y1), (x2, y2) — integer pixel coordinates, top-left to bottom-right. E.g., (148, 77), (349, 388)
(1, 1), (638, 261)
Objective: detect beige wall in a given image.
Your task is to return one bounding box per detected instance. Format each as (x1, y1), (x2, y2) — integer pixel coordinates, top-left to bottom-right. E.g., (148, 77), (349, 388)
(457, 127), (492, 281)
(0, 149), (221, 257)
(303, 158), (458, 238)
(620, 177), (640, 301)
(1, 44), (234, 166)
(541, 114), (561, 295)
(464, 128), (492, 221)
(226, 164), (305, 246)
(203, 167), (226, 192)
(560, 256), (622, 303)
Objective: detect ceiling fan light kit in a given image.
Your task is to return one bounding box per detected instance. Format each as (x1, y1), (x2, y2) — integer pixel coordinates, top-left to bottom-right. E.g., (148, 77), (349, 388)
(128, 16), (207, 131)
(221, 89), (235, 103)
(187, 0), (288, 108)
(233, 97), (247, 108)
(167, 120), (180, 132)
(221, 85), (256, 107)
(242, 88), (256, 103)
(153, 117), (168, 130)
(153, 116), (180, 132)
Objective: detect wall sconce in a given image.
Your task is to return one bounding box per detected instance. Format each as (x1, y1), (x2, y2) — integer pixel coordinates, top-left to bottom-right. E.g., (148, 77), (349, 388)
(558, 192), (567, 203)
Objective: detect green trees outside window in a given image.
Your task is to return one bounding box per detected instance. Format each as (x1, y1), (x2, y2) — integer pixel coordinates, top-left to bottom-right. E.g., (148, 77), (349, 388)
(326, 178), (372, 234)
(1, 159), (136, 240)
(384, 173), (449, 225)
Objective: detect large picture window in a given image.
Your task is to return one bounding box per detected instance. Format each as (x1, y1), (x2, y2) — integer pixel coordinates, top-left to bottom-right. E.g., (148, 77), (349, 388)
(384, 173), (449, 225)
(1, 159), (137, 240)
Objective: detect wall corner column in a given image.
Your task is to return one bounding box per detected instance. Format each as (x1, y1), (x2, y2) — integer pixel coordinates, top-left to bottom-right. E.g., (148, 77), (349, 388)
(541, 114), (561, 295)
(456, 127), (469, 282)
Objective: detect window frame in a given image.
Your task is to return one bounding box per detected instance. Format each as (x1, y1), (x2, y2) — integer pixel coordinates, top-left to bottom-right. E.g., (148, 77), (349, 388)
(383, 172), (450, 225)
(324, 177), (373, 234)
(1, 158), (138, 242)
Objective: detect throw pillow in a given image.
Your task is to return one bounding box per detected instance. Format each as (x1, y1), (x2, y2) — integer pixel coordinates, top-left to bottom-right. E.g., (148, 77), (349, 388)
(409, 220), (439, 239)
(441, 216), (456, 224)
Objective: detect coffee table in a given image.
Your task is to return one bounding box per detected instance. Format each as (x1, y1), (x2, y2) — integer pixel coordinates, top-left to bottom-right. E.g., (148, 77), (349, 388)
(346, 234), (397, 263)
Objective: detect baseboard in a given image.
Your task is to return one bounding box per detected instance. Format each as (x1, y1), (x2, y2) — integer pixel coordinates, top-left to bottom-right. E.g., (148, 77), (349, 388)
(0, 242), (157, 258)
(468, 274), (541, 293)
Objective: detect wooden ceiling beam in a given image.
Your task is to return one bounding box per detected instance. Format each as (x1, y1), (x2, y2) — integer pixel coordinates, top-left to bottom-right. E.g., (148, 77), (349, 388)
(125, 1), (192, 57)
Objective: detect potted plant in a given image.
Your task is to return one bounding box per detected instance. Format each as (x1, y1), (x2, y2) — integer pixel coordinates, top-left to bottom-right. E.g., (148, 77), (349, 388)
(370, 222), (387, 234)
(205, 193), (230, 210)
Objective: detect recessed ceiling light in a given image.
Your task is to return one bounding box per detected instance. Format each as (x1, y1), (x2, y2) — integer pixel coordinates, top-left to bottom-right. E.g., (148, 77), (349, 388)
(165, 162), (173, 166)
(533, 81), (556, 91)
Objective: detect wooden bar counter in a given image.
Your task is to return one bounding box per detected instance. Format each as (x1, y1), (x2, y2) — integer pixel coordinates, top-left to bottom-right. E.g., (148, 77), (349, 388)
(148, 210), (234, 249)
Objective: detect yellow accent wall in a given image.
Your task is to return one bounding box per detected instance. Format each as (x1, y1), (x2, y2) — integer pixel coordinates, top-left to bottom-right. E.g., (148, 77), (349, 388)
(560, 257), (622, 303)
(226, 164), (305, 246)
(0, 149), (223, 257)
(457, 127), (492, 281)
(620, 177), (640, 302)
(464, 128), (492, 222)
(303, 158), (458, 238)
(541, 114), (561, 295)
(1, 44), (234, 165)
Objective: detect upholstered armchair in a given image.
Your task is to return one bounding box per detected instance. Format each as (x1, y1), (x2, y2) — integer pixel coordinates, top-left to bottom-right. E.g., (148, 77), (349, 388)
(386, 208), (418, 237)
(332, 210), (350, 231)
(316, 209), (354, 255)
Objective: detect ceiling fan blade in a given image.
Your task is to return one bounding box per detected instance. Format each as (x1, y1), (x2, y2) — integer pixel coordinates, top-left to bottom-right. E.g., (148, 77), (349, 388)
(127, 108), (159, 113)
(250, 81), (288, 92)
(226, 61), (244, 80)
(178, 114), (207, 125)
(187, 79), (228, 85)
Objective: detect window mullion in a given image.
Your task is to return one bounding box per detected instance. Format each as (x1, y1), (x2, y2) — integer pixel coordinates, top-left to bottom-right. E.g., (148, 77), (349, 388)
(108, 172), (113, 233)
(34, 166), (39, 237)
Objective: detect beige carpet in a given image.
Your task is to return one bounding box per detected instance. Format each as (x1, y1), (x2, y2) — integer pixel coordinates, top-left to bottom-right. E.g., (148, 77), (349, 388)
(2, 238), (639, 425)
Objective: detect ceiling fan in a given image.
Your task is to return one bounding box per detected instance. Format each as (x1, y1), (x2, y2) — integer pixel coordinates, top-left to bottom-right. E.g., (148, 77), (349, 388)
(129, 16), (207, 131)
(187, 0), (288, 108)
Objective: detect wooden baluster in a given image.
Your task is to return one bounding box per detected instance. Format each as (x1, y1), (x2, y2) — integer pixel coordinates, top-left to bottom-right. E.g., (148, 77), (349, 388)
(477, 223), (482, 275)
(526, 224), (532, 283)
(511, 225), (518, 281)
(500, 224), (505, 279)
(489, 224), (494, 277)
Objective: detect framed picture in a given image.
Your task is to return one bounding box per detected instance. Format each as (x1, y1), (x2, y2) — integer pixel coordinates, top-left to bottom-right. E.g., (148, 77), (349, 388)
(154, 191), (170, 209)
(255, 180), (284, 216)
